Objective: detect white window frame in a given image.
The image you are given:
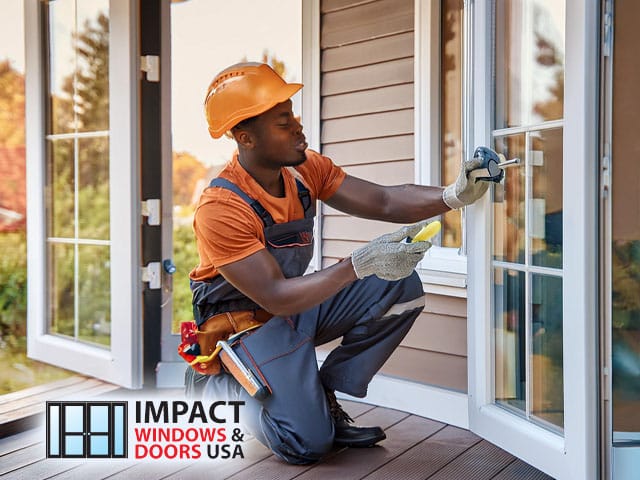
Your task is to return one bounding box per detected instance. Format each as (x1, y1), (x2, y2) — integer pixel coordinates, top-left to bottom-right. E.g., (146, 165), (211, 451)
(466, 1), (599, 479)
(302, 0), (322, 272)
(25, 0), (142, 388)
(414, 0), (468, 284)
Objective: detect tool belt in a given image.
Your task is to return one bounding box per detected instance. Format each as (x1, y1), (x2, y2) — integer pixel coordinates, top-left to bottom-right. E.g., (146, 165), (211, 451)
(178, 309), (272, 375)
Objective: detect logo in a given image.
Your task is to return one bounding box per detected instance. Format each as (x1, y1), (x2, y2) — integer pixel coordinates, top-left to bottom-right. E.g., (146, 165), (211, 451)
(46, 401), (127, 458)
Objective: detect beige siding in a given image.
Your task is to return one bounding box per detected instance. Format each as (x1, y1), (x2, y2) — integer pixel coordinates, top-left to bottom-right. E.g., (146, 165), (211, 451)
(319, 0), (467, 392)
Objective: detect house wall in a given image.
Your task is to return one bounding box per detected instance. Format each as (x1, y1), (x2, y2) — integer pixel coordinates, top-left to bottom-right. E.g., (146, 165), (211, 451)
(318, 0), (467, 392)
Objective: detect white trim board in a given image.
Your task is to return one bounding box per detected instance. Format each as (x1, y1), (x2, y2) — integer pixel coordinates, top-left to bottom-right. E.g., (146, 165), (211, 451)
(317, 358), (469, 429)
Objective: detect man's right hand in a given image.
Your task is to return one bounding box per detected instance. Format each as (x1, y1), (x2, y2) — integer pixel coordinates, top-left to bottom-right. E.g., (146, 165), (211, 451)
(350, 221), (433, 281)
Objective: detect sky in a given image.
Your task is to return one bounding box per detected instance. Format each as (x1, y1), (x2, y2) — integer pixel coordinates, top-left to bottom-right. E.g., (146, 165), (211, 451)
(0, 0), (25, 72)
(171, 0), (302, 166)
(0, 0), (302, 168)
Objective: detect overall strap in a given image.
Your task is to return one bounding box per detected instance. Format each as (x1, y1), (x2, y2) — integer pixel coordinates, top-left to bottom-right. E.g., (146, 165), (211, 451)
(294, 178), (313, 216)
(209, 177), (275, 227)
(209, 176), (314, 226)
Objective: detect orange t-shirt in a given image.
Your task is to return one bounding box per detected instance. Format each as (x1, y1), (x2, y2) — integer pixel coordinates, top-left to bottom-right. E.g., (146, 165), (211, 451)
(189, 149), (346, 282)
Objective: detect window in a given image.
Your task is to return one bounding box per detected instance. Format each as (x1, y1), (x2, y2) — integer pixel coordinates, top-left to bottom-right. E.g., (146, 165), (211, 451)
(26, 0), (141, 387)
(47, 401), (127, 458)
(415, 0), (468, 277)
(45, 0), (111, 347)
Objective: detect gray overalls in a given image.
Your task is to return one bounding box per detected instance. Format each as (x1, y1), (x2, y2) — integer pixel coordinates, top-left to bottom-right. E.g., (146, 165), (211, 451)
(191, 176), (425, 464)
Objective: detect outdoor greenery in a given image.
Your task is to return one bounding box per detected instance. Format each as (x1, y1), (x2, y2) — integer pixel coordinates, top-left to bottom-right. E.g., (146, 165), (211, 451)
(0, 233), (73, 393)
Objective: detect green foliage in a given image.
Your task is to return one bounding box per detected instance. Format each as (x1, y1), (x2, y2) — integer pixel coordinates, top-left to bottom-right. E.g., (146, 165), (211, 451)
(612, 240), (640, 330)
(172, 221), (199, 332)
(0, 232), (27, 346)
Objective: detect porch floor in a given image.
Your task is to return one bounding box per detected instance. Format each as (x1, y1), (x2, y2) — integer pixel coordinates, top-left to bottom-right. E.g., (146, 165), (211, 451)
(0, 396), (554, 480)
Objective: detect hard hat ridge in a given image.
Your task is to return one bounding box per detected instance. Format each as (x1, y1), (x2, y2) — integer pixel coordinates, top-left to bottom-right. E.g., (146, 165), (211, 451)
(204, 62), (303, 139)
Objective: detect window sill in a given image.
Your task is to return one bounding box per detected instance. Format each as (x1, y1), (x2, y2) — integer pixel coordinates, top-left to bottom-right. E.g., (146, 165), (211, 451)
(417, 268), (467, 298)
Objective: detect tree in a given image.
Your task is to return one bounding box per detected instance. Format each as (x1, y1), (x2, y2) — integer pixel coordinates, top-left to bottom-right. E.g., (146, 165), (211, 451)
(0, 59), (25, 147)
(173, 151), (208, 206)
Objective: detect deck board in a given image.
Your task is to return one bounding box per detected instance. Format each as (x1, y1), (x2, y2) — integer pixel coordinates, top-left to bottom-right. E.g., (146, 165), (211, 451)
(362, 425), (481, 480)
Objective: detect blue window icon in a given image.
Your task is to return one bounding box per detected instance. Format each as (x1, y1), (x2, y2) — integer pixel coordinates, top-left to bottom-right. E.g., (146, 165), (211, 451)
(47, 402), (127, 458)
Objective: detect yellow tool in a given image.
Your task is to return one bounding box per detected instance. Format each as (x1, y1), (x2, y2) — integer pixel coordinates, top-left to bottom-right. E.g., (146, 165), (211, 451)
(411, 220), (442, 243)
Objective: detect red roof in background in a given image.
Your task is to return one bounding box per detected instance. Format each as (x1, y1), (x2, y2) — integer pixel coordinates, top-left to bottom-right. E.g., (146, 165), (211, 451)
(0, 146), (26, 232)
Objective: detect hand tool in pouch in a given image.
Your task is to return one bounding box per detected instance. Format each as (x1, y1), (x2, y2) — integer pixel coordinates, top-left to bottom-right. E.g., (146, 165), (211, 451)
(218, 332), (271, 401)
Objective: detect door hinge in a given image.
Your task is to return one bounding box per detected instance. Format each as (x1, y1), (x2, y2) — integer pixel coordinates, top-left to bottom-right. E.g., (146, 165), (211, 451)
(141, 199), (161, 225)
(603, 0), (613, 57)
(141, 262), (161, 289)
(601, 147), (611, 199)
(141, 55), (160, 82)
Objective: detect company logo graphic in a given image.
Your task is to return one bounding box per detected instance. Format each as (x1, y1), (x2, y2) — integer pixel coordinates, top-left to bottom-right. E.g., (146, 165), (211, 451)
(46, 401), (127, 458)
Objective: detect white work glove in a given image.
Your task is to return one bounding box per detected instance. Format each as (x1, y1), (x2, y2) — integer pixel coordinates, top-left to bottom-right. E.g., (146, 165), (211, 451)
(442, 157), (490, 209)
(351, 221), (433, 281)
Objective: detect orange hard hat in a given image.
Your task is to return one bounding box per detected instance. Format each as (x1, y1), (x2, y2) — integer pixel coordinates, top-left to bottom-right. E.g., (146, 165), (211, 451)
(204, 62), (303, 139)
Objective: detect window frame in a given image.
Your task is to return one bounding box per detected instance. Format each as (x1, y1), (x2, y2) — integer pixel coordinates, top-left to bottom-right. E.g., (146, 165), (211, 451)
(25, 0), (142, 388)
(414, 0), (469, 282)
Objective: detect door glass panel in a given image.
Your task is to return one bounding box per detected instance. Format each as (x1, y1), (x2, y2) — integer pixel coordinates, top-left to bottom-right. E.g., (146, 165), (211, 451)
(494, 134), (526, 264)
(495, 267), (526, 414)
(440, 0), (463, 248)
(49, 242), (75, 338)
(45, 0), (111, 347)
(495, 0), (565, 129)
(170, 0), (302, 333)
(78, 137), (109, 239)
(49, 138), (75, 238)
(493, 0), (565, 435)
(47, 0), (75, 134)
(78, 244), (110, 346)
(530, 128), (562, 269)
(531, 273), (563, 430)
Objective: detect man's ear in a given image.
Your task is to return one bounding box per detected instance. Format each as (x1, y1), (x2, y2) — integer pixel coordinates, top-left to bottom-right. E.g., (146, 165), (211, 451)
(232, 128), (255, 149)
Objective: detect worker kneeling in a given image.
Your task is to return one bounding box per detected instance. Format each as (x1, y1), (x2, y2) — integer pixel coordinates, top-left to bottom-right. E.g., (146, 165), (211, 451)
(184, 63), (490, 464)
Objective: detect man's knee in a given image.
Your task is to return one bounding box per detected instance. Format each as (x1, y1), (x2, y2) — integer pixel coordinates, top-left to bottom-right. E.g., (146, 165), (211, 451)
(269, 427), (333, 465)
(400, 270), (425, 301)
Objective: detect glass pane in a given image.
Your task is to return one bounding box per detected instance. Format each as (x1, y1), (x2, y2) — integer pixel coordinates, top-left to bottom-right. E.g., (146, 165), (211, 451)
(76, 0), (109, 132)
(441, 0), (463, 248)
(495, 0), (565, 128)
(90, 405), (108, 432)
(530, 128), (562, 268)
(47, 0), (76, 134)
(78, 137), (109, 239)
(493, 134), (526, 264)
(49, 242), (75, 337)
(495, 267), (526, 414)
(78, 244), (110, 347)
(65, 405), (84, 432)
(48, 138), (75, 238)
(531, 273), (563, 430)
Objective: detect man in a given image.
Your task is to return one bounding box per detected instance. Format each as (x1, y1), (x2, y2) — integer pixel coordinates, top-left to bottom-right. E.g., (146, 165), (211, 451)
(187, 62), (488, 464)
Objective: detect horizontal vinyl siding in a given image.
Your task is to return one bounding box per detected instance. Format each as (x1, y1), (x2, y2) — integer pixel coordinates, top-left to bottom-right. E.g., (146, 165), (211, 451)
(319, 0), (467, 393)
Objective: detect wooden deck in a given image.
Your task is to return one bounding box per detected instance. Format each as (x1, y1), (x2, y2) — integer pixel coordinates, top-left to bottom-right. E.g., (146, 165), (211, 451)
(0, 390), (554, 480)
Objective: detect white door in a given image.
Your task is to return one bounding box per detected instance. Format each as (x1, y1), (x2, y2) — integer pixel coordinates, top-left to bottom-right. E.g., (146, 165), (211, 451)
(25, 0), (142, 388)
(467, 1), (599, 479)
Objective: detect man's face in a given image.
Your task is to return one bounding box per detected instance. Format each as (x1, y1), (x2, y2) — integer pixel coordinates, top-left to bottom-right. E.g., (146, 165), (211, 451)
(248, 100), (308, 167)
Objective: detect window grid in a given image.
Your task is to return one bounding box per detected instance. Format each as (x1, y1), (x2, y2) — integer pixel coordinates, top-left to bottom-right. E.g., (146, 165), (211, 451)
(44, 0), (111, 347)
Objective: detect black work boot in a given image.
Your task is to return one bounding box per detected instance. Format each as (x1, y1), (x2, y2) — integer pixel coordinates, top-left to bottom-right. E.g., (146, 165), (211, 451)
(325, 389), (386, 448)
